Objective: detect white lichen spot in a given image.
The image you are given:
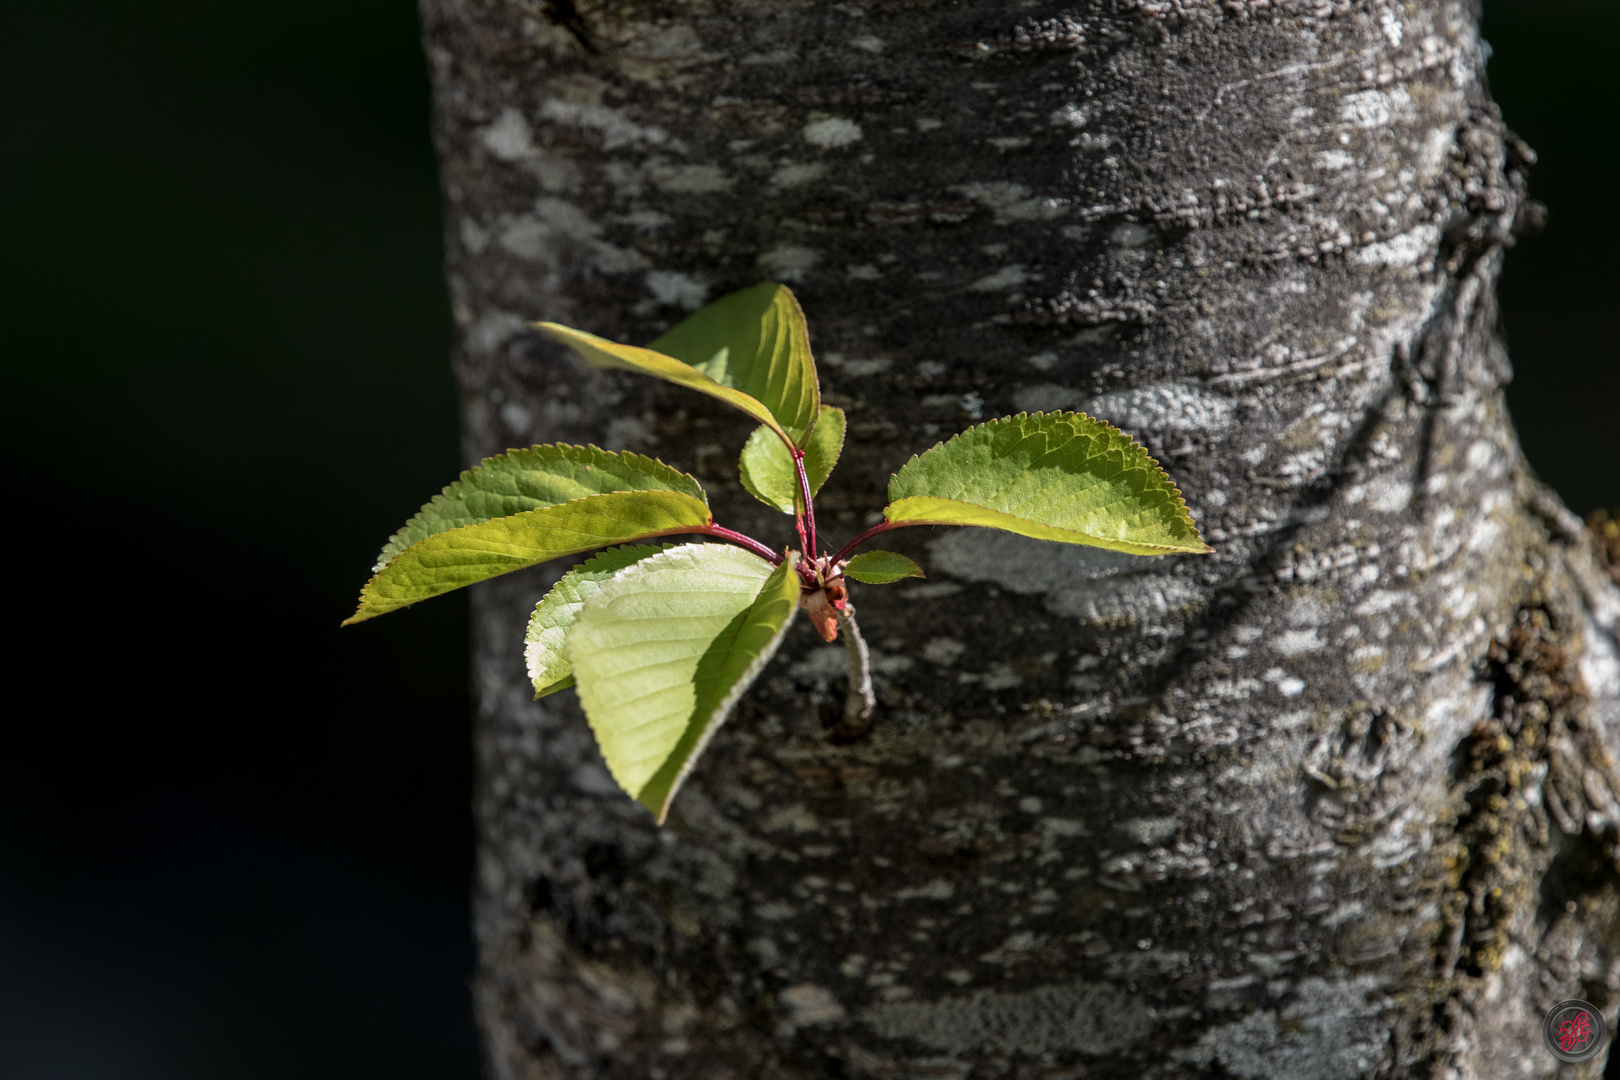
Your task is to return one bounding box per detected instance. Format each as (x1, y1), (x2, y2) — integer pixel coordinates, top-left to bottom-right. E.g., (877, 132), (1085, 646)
(771, 162), (827, 187)
(500, 401), (533, 435)
(1109, 222), (1154, 248)
(1174, 977), (1385, 1080)
(647, 163), (734, 194)
(1352, 225), (1438, 270)
(481, 107), (535, 161)
(1367, 477), (1413, 513)
(539, 99), (669, 150)
(989, 136), (1032, 151)
(757, 244), (820, 282)
(763, 803), (821, 834)
(923, 638), (966, 666)
(1340, 89), (1392, 129)
(841, 358), (892, 377)
(1083, 381), (1234, 434)
(1051, 104), (1088, 127)
(851, 34), (884, 53)
(1120, 816), (1179, 845)
(1379, 9), (1404, 46)
(895, 879), (956, 901)
(915, 117), (943, 132)
(969, 264), (1031, 291)
(1315, 149), (1354, 171)
(862, 982), (1152, 1055)
(1272, 630), (1324, 657)
(645, 270), (708, 311)
(780, 984), (846, 1025)
(845, 263), (881, 281)
(803, 116), (862, 148)
(1026, 351), (1060, 371)
(459, 217), (490, 255)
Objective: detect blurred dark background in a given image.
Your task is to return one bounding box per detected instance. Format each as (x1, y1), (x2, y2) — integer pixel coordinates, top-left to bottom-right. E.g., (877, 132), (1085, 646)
(0, 2), (1613, 1078)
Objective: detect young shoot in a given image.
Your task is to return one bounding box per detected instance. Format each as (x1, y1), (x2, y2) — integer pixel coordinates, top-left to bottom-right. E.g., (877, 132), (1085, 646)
(346, 282), (1210, 823)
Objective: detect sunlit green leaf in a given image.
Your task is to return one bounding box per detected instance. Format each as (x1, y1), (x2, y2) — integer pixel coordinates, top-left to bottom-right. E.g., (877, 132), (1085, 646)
(536, 322), (793, 447)
(650, 282), (820, 446)
(884, 412), (1211, 556)
(738, 405), (845, 514)
(524, 544), (672, 699)
(375, 444), (706, 571)
(536, 282), (821, 449)
(345, 491), (714, 625)
(568, 544), (800, 823)
(843, 550), (925, 584)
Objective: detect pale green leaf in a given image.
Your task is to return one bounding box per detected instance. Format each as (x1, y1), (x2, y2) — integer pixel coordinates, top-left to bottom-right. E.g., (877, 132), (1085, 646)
(884, 412), (1212, 556)
(843, 550), (925, 584)
(536, 322), (794, 447)
(376, 444), (706, 571)
(649, 282), (820, 446)
(568, 544), (800, 823)
(524, 544), (672, 700)
(738, 405), (845, 514)
(345, 491), (713, 625)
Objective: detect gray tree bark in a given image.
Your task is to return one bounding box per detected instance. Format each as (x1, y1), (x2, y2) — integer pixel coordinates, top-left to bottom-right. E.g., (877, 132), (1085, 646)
(417, 1), (1620, 1076)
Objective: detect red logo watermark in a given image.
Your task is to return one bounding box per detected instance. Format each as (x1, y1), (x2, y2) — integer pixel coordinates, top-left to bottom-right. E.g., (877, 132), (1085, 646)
(1543, 999), (1608, 1064)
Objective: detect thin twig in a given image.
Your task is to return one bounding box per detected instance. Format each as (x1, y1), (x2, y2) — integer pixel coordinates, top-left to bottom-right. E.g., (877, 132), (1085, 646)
(829, 604), (876, 741)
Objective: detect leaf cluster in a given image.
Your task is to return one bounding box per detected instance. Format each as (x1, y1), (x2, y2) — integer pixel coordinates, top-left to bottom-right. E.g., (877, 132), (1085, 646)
(348, 283), (1208, 822)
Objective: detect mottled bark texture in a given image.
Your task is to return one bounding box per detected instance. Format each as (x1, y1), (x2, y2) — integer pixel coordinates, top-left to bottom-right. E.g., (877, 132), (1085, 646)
(418, 1), (1619, 1076)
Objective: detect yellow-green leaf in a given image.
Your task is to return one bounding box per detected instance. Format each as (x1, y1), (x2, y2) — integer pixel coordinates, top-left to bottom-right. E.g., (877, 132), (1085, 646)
(345, 491), (714, 625)
(568, 544), (800, 823)
(650, 282), (820, 446)
(843, 550), (925, 584)
(884, 412), (1211, 556)
(536, 322), (794, 447)
(738, 405), (845, 514)
(524, 544), (673, 699)
(375, 444), (706, 571)
(536, 282), (822, 449)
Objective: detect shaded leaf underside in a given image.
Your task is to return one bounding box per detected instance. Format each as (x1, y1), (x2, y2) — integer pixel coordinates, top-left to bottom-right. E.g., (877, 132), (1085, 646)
(524, 544), (672, 699)
(568, 544), (800, 823)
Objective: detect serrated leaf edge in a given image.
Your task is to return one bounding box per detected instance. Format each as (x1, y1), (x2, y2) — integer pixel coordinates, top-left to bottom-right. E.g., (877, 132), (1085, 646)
(886, 410), (1212, 553)
(377, 443), (708, 572)
(344, 490), (715, 625)
(524, 542), (676, 699)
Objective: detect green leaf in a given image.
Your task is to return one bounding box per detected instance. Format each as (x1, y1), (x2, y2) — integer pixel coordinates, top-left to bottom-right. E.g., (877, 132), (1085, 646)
(525, 544), (673, 699)
(536, 282), (821, 448)
(345, 490), (714, 625)
(738, 405), (845, 514)
(843, 550), (925, 584)
(568, 544), (800, 823)
(884, 412), (1212, 556)
(650, 283), (820, 446)
(375, 444), (707, 571)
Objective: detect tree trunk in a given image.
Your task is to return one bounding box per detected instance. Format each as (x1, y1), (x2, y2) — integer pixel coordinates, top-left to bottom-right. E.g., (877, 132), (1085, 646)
(418, 1), (1620, 1075)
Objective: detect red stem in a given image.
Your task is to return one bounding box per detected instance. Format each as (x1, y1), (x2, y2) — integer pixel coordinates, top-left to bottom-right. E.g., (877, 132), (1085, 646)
(793, 448), (817, 558)
(702, 524), (782, 565)
(829, 519), (913, 566)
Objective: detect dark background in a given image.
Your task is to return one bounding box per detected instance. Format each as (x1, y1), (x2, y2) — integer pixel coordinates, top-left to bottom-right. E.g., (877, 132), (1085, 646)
(1, 2), (1613, 1078)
